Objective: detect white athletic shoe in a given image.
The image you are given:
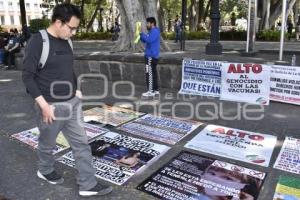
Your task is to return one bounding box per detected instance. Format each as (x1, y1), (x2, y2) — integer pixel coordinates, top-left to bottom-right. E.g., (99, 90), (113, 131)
(79, 182), (113, 197)
(142, 91), (155, 97)
(37, 170), (64, 185)
(153, 91), (160, 96)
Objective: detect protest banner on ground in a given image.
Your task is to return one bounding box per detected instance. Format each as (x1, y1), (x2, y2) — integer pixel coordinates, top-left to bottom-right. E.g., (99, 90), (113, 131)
(59, 132), (170, 185)
(118, 114), (202, 145)
(179, 59), (222, 97)
(274, 137), (300, 174)
(83, 105), (144, 127)
(273, 176), (300, 200)
(220, 63), (271, 105)
(138, 151), (266, 200)
(11, 123), (108, 154)
(270, 65), (300, 105)
(185, 124), (277, 167)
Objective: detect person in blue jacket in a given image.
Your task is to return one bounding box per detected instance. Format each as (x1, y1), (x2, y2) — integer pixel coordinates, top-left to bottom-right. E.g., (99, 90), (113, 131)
(140, 17), (160, 97)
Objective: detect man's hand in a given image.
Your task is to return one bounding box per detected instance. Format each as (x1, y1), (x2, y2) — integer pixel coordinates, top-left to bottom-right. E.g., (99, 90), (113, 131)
(35, 96), (56, 124)
(41, 104), (56, 124)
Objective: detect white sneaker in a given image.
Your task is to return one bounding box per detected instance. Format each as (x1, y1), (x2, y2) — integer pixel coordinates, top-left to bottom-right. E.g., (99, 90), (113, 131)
(142, 91), (155, 97)
(153, 91), (160, 96)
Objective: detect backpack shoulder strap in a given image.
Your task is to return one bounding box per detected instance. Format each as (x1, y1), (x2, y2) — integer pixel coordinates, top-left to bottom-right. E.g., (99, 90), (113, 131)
(38, 29), (49, 69)
(67, 38), (73, 51)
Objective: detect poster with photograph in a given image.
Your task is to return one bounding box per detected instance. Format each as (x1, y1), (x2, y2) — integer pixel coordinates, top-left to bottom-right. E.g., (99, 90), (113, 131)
(59, 132), (170, 185)
(11, 123), (108, 154)
(118, 114), (202, 145)
(179, 59), (222, 97)
(185, 124), (277, 167)
(220, 63), (271, 105)
(83, 105), (145, 127)
(270, 65), (300, 105)
(273, 176), (300, 200)
(274, 137), (300, 174)
(138, 151), (266, 200)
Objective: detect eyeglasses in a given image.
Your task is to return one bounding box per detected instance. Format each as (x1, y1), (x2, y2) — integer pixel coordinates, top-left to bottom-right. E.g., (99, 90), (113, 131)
(64, 23), (78, 34)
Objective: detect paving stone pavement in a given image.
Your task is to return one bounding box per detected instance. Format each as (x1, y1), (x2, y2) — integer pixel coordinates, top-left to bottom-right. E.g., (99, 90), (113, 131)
(0, 67), (300, 200)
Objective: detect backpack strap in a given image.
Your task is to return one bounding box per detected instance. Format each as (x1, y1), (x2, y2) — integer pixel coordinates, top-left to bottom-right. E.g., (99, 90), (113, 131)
(38, 29), (49, 69)
(38, 29), (73, 70)
(67, 38), (73, 51)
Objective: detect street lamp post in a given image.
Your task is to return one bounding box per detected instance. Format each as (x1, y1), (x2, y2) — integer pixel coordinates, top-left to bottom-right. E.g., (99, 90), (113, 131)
(181, 0), (187, 51)
(205, 0), (222, 55)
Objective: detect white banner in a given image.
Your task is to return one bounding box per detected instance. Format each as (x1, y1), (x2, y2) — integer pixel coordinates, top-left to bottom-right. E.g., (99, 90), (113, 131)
(179, 59), (222, 97)
(220, 63), (271, 105)
(185, 124), (277, 167)
(274, 137), (300, 174)
(270, 65), (300, 105)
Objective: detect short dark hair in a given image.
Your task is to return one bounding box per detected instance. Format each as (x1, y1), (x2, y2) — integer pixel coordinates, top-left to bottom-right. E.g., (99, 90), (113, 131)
(146, 17), (156, 26)
(51, 3), (81, 23)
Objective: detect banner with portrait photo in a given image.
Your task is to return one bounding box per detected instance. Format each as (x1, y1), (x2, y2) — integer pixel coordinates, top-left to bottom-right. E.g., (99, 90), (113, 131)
(185, 124), (277, 167)
(220, 63), (271, 105)
(274, 137), (300, 174)
(83, 105), (145, 127)
(118, 114), (202, 145)
(11, 123), (108, 154)
(179, 59), (222, 97)
(138, 151), (266, 200)
(270, 65), (300, 105)
(59, 132), (170, 185)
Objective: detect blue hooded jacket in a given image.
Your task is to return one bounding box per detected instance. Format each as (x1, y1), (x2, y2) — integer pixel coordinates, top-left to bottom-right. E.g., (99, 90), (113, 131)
(140, 27), (160, 59)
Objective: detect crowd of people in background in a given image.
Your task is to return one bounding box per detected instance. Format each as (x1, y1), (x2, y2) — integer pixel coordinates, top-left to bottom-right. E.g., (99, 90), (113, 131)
(0, 26), (31, 70)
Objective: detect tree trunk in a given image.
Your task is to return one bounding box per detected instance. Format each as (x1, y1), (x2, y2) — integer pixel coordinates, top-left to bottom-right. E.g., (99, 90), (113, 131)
(19, 0), (27, 27)
(197, 0), (205, 30)
(97, 9), (104, 32)
(204, 0), (211, 24)
(188, 0), (199, 31)
(261, 0), (271, 30)
(285, 0), (297, 24)
(80, 0), (85, 31)
(86, 1), (101, 32)
(112, 0), (170, 52)
(269, 0), (296, 28)
(167, 9), (172, 32)
(157, 0), (165, 32)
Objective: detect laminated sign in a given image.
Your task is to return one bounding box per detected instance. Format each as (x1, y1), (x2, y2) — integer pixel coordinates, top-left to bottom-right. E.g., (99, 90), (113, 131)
(221, 63), (271, 105)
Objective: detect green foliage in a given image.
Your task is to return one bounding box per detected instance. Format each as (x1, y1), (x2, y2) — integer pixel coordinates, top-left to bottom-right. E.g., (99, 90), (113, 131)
(162, 31), (210, 40)
(256, 30), (289, 41)
(186, 31), (210, 40)
(73, 31), (112, 40)
(220, 30), (247, 40)
(220, 0), (247, 21)
(29, 19), (50, 33)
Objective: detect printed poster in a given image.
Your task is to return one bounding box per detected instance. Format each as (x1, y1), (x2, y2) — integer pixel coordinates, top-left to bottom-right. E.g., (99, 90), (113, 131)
(270, 65), (300, 105)
(138, 151), (266, 200)
(11, 123), (108, 154)
(220, 63), (271, 105)
(185, 124), (277, 167)
(59, 132), (170, 185)
(118, 114), (202, 145)
(273, 176), (300, 200)
(274, 137), (300, 174)
(179, 59), (222, 97)
(83, 105), (145, 127)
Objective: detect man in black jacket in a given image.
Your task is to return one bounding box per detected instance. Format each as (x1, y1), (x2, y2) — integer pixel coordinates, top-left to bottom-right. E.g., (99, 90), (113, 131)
(22, 4), (112, 197)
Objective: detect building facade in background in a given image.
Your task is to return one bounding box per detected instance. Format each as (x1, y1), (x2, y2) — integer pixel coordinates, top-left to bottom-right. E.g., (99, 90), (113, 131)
(0, 0), (44, 31)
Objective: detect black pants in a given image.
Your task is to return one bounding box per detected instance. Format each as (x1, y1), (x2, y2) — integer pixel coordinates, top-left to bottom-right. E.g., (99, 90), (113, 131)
(145, 57), (159, 92)
(4, 48), (19, 68)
